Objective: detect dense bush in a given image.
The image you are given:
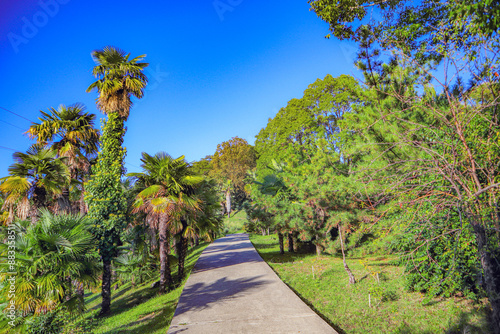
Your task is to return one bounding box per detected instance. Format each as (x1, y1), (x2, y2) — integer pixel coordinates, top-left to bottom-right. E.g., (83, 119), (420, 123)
(393, 211), (480, 299)
(26, 310), (64, 334)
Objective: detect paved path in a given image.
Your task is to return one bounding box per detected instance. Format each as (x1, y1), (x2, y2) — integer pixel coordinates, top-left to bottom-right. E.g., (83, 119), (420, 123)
(167, 233), (337, 334)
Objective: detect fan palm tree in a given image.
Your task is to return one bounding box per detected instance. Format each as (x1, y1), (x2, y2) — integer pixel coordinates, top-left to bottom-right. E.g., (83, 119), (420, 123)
(1, 147), (70, 224)
(186, 178), (223, 246)
(128, 152), (202, 293)
(26, 103), (99, 214)
(0, 176), (30, 224)
(253, 159), (293, 254)
(86, 46), (148, 120)
(0, 210), (100, 316)
(86, 46), (148, 316)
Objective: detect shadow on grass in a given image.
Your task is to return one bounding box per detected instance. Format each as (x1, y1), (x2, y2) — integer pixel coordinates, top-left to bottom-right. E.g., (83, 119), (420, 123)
(80, 242), (210, 331)
(101, 300), (178, 334)
(87, 285), (135, 313)
(256, 249), (312, 264)
(393, 310), (490, 334)
(84, 291), (101, 305)
(393, 322), (434, 334)
(446, 309), (492, 334)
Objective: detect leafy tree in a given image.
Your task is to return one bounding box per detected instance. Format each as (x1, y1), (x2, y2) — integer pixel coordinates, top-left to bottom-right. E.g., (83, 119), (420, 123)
(308, 0), (500, 49)
(336, 46), (500, 330)
(85, 46), (148, 316)
(255, 74), (360, 253)
(191, 156), (213, 176)
(26, 103), (99, 214)
(310, 1), (500, 328)
(210, 137), (256, 216)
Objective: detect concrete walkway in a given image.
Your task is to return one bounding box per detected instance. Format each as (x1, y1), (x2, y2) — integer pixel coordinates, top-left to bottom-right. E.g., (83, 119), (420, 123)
(167, 233), (337, 334)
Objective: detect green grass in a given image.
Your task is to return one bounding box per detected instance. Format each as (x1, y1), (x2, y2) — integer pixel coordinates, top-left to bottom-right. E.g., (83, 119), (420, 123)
(66, 242), (209, 334)
(223, 210), (247, 234)
(249, 234), (491, 334)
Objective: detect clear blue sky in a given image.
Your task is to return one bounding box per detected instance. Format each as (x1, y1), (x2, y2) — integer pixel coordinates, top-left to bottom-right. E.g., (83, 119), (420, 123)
(0, 0), (359, 176)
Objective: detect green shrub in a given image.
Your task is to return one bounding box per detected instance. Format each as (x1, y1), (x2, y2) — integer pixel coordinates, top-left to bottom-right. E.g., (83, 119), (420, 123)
(26, 311), (64, 334)
(393, 210), (480, 299)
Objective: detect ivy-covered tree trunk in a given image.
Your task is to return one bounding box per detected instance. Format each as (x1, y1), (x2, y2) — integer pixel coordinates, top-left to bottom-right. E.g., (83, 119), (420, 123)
(278, 232), (284, 255)
(85, 113), (128, 316)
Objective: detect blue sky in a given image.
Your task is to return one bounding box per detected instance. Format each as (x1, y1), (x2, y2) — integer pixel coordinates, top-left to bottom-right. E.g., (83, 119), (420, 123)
(0, 0), (359, 176)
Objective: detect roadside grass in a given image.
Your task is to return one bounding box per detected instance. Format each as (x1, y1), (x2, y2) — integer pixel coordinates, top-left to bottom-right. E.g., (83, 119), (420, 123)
(223, 210), (247, 234)
(250, 234), (491, 334)
(65, 242), (209, 334)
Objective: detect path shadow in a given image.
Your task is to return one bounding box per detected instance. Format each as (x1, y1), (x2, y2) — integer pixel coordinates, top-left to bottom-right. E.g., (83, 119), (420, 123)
(172, 275), (270, 318)
(191, 235), (263, 274)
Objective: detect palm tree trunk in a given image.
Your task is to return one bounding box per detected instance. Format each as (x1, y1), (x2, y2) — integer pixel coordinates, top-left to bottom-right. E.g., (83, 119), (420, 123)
(76, 281), (84, 297)
(100, 257), (112, 316)
(159, 214), (172, 294)
(58, 187), (72, 214)
(65, 276), (72, 301)
(150, 224), (158, 253)
(79, 185), (88, 215)
(288, 232), (294, 253)
(178, 219), (188, 282)
(31, 186), (46, 224)
(278, 232), (284, 255)
(195, 234), (199, 246)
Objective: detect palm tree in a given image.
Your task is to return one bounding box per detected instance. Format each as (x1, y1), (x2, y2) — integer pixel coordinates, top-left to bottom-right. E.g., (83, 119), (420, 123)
(86, 46), (148, 120)
(187, 179), (223, 246)
(0, 176), (30, 224)
(128, 152), (202, 293)
(253, 160), (290, 254)
(0, 210), (100, 316)
(86, 46), (148, 316)
(26, 103), (99, 214)
(0, 196), (9, 226)
(1, 146), (70, 224)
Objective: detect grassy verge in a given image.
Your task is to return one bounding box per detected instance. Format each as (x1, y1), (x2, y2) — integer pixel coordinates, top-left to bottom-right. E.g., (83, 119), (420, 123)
(66, 242), (209, 334)
(223, 210), (247, 234)
(249, 234), (491, 334)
